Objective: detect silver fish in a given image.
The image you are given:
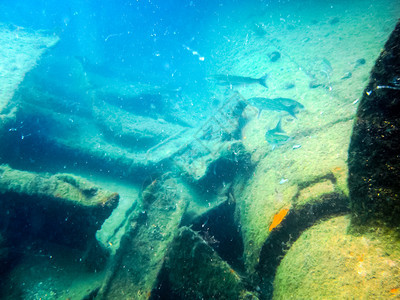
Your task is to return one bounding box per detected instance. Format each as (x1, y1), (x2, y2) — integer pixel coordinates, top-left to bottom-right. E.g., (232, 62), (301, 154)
(209, 74), (268, 88)
(247, 97), (304, 119)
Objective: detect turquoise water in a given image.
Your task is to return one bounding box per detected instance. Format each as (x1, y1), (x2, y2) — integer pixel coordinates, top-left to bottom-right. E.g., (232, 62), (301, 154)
(0, 0), (399, 299)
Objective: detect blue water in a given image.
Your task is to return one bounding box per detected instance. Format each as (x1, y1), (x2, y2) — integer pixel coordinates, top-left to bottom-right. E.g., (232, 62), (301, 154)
(0, 0), (242, 88)
(1, 0), (400, 299)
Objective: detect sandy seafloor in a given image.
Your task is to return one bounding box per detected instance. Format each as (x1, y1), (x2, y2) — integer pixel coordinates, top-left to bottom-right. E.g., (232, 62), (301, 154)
(0, 0), (400, 298)
(205, 0), (400, 155)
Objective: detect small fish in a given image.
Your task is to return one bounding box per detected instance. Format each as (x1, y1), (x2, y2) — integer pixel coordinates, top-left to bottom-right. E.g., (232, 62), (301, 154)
(332, 166), (342, 172)
(209, 74), (268, 88)
(279, 178), (288, 184)
(341, 71), (352, 80)
(354, 58), (366, 69)
(265, 119), (291, 148)
(247, 97), (304, 119)
(269, 208), (290, 231)
(292, 144), (301, 150)
(268, 51), (281, 62)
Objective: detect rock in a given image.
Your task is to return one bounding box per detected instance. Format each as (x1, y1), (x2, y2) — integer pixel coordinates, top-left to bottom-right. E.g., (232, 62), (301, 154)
(91, 76), (194, 128)
(186, 194), (245, 270)
(256, 191), (349, 298)
(97, 175), (190, 299)
(273, 216), (400, 299)
(170, 92), (251, 183)
(0, 165), (119, 249)
(0, 23), (59, 114)
(0, 86), (159, 179)
(93, 100), (188, 151)
(236, 118), (353, 274)
(162, 227), (256, 300)
(1, 77), (249, 187)
(268, 51), (281, 63)
(348, 20), (400, 227)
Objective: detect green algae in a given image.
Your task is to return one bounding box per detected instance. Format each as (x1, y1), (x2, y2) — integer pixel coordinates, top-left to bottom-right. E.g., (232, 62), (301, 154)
(0, 23), (59, 113)
(235, 119), (352, 272)
(273, 215), (400, 299)
(348, 21), (400, 228)
(0, 165), (119, 207)
(166, 227), (255, 300)
(99, 176), (190, 299)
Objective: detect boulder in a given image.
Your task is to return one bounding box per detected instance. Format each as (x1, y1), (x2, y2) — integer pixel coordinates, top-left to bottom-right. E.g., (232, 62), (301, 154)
(0, 165), (119, 249)
(162, 227), (256, 300)
(0, 23), (59, 114)
(97, 175), (190, 299)
(273, 216), (400, 299)
(348, 20), (400, 227)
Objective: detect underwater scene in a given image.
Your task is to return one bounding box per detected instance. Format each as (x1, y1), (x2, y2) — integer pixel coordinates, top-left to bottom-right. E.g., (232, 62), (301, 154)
(1, 0), (400, 299)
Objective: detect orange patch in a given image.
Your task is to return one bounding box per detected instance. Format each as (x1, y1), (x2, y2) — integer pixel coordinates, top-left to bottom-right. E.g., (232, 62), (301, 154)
(391, 288), (399, 294)
(269, 208), (289, 231)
